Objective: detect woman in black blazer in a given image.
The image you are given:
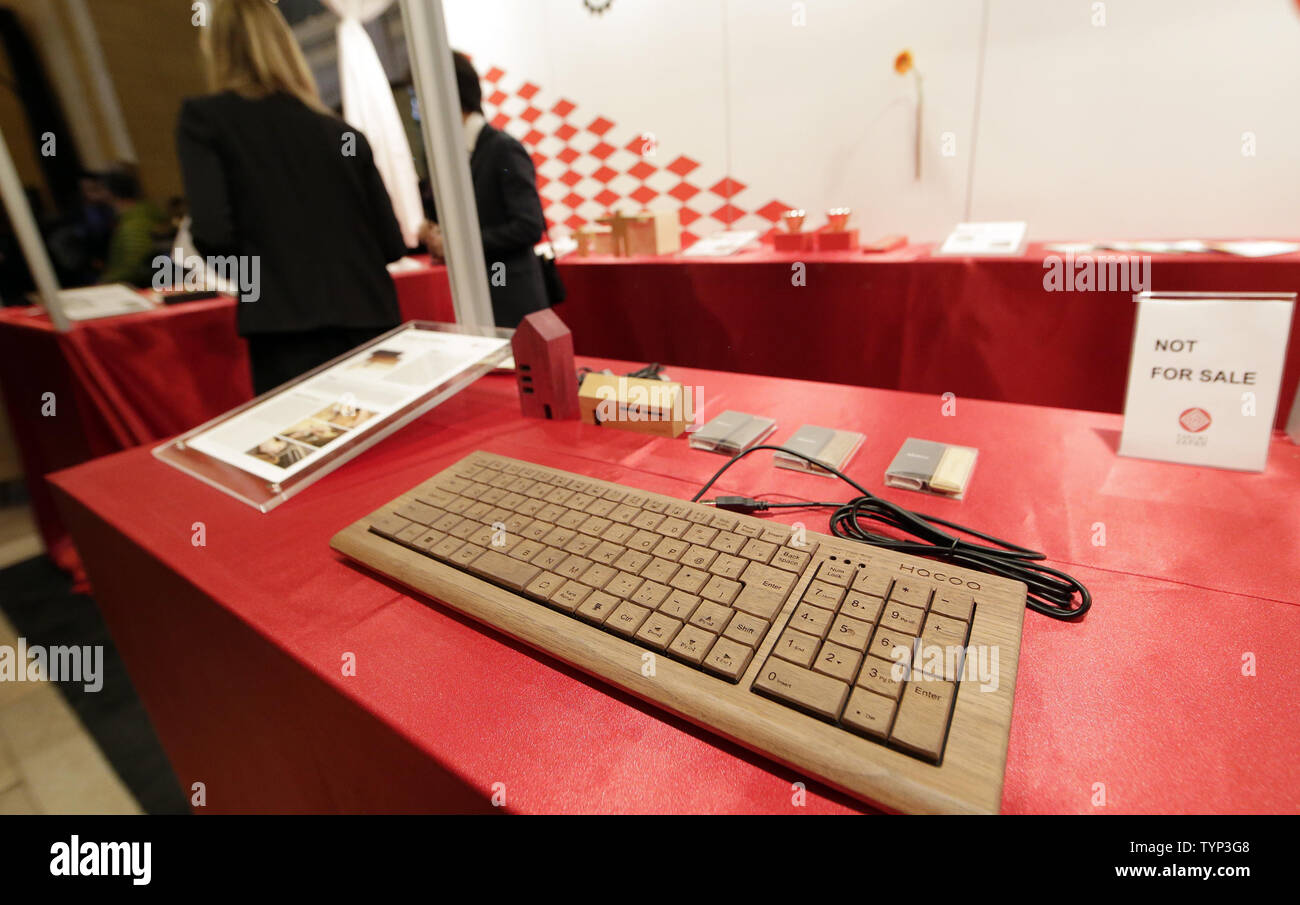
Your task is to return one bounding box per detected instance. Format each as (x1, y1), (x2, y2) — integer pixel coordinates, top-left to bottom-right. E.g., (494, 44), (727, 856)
(177, 0), (406, 395)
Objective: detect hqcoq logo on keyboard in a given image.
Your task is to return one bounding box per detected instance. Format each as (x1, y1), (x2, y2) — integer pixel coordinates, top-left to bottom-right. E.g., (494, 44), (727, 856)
(897, 562), (980, 591)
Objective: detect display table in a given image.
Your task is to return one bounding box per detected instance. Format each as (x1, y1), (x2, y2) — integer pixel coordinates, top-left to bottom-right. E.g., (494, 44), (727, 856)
(552, 241), (1300, 430)
(0, 257), (452, 572)
(49, 359), (1300, 813)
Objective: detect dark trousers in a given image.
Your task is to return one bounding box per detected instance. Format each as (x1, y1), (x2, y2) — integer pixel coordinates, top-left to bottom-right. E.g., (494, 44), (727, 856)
(245, 325), (393, 396)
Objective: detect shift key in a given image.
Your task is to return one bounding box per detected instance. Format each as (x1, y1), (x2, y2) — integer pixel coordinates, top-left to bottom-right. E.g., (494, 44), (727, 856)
(753, 657), (848, 721)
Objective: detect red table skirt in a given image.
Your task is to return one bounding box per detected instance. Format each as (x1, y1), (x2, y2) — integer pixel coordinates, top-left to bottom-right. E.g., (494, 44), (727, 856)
(551, 243), (1300, 430)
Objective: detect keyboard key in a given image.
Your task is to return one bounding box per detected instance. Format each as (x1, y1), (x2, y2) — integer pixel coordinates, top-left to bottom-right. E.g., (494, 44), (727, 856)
(733, 561), (798, 621)
(657, 517), (690, 538)
(578, 563), (617, 589)
(881, 602), (926, 635)
(802, 579), (844, 610)
(851, 569), (891, 599)
(628, 530), (661, 553)
(889, 580), (932, 610)
(532, 547), (568, 572)
(556, 554), (591, 581)
(772, 547), (810, 573)
(870, 626), (916, 666)
(659, 590), (700, 621)
(412, 529), (446, 551)
(682, 524), (718, 546)
(841, 593), (882, 623)
(817, 560), (855, 587)
(842, 688), (896, 740)
(700, 575), (741, 606)
(921, 612), (969, 648)
(590, 541), (624, 565)
(772, 627), (820, 668)
(708, 532), (746, 555)
(688, 601), (732, 633)
(790, 603), (834, 638)
(466, 549), (541, 591)
(635, 613), (683, 650)
(631, 580), (671, 609)
(604, 571), (643, 600)
(668, 625), (716, 665)
(931, 591), (974, 622)
(740, 538), (778, 563)
(551, 580), (592, 613)
(708, 553), (747, 580)
(890, 679), (957, 762)
(429, 535), (466, 559)
(607, 602), (652, 637)
(614, 549), (651, 573)
(857, 654), (907, 699)
(722, 611), (768, 647)
(829, 614), (874, 651)
(652, 537), (689, 561)
(669, 566), (709, 595)
(703, 636), (753, 682)
(680, 545), (717, 570)
(395, 523), (426, 544)
(449, 543), (485, 567)
(814, 640), (862, 683)
(575, 589), (618, 622)
(630, 511), (664, 531)
(396, 500), (440, 525)
(601, 524), (636, 545)
(640, 558), (680, 584)
(753, 658), (848, 722)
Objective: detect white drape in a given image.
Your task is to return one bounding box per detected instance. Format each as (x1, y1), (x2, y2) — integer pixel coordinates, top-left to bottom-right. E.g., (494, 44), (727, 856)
(321, 0), (422, 247)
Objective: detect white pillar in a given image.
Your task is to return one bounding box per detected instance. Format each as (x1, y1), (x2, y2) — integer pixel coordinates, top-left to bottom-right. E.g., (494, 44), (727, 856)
(398, 0), (494, 328)
(0, 127), (68, 331)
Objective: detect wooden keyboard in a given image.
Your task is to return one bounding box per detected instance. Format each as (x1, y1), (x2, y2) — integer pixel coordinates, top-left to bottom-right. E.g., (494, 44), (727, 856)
(331, 452), (1027, 813)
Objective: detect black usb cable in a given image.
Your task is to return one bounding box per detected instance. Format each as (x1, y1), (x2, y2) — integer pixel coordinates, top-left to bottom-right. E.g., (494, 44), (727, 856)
(692, 444), (1092, 621)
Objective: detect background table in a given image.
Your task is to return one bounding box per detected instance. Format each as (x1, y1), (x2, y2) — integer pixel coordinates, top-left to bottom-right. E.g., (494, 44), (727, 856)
(50, 359), (1300, 813)
(0, 257), (452, 574)
(554, 241), (1300, 429)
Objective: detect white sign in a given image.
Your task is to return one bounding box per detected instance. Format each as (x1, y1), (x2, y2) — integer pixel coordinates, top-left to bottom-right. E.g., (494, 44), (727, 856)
(934, 221), (1027, 257)
(1119, 292), (1295, 471)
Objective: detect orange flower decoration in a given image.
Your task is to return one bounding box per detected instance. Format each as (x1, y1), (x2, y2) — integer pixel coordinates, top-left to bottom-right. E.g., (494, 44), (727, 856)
(894, 50), (913, 75)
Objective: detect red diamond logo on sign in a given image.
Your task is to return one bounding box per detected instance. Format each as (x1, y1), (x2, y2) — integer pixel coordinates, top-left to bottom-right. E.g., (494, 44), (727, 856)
(1178, 407), (1211, 433)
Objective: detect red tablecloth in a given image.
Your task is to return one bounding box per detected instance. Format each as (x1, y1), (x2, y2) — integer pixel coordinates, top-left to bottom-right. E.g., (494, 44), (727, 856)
(0, 259), (452, 571)
(552, 242), (1300, 429)
(49, 360), (1300, 813)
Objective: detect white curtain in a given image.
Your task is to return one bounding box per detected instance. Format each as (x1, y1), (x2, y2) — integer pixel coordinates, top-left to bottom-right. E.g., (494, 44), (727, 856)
(321, 0), (423, 247)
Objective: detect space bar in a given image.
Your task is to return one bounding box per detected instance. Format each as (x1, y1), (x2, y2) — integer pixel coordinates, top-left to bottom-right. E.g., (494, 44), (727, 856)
(465, 549), (541, 590)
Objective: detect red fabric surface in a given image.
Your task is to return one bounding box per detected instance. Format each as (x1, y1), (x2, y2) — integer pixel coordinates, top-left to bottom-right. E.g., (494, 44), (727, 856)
(50, 360), (1300, 813)
(0, 261), (446, 570)
(551, 242), (1300, 429)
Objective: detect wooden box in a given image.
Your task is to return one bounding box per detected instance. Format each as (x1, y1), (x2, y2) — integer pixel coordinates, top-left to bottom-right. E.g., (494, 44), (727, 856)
(623, 210), (681, 257)
(578, 373), (687, 437)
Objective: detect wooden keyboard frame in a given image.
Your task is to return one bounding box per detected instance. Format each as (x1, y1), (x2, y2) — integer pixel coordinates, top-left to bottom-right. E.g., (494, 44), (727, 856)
(330, 452), (1027, 814)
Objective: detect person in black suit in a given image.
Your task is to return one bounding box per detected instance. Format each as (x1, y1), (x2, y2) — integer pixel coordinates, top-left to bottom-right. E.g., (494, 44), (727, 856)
(176, 0), (406, 395)
(420, 52), (548, 328)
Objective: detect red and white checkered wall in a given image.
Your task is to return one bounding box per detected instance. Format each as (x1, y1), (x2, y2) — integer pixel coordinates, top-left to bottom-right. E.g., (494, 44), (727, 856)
(481, 65), (791, 248)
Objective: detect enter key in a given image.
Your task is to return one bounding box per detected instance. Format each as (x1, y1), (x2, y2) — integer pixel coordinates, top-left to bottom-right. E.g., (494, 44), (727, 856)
(733, 561), (798, 621)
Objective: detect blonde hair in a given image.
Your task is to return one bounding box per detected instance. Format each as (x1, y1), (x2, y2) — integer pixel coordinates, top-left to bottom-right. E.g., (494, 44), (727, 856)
(201, 0), (325, 111)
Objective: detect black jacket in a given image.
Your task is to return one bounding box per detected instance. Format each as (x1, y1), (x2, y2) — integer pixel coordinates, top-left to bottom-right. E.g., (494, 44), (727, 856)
(459, 124), (549, 328)
(176, 91), (406, 336)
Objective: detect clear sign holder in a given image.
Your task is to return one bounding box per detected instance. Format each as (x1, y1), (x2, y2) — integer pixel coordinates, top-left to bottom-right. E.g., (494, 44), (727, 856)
(153, 321), (513, 512)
